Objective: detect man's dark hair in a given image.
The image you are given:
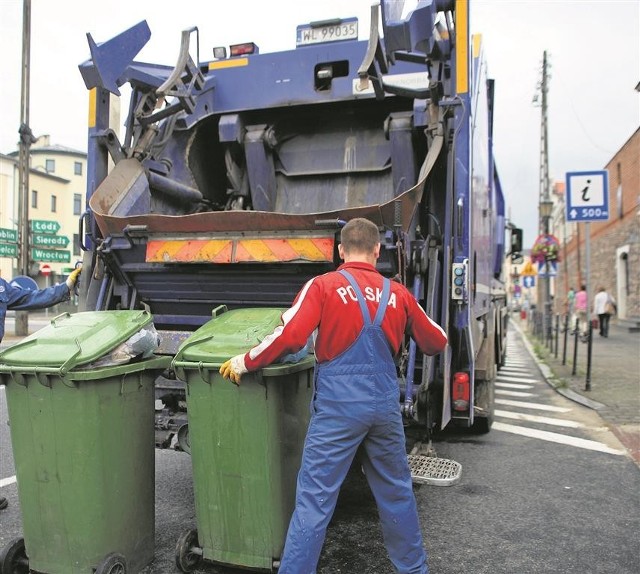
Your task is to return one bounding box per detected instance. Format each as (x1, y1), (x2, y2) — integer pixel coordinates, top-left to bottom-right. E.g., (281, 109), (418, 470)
(340, 218), (380, 254)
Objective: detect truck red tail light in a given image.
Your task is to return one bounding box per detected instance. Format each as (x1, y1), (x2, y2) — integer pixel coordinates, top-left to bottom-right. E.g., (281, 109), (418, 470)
(452, 372), (470, 411)
(229, 42), (258, 57)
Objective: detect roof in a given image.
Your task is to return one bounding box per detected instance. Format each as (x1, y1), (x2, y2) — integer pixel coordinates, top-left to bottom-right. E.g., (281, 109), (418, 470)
(6, 144), (87, 158)
(0, 153), (69, 183)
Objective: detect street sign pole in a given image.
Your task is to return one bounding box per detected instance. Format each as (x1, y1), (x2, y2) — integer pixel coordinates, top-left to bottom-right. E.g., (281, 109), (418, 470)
(16, 0), (32, 337)
(585, 222), (592, 391)
(565, 170), (609, 392)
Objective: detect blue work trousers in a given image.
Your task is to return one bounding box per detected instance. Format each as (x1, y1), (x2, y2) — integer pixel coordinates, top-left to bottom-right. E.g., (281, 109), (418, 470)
(278, 273), (428, 574)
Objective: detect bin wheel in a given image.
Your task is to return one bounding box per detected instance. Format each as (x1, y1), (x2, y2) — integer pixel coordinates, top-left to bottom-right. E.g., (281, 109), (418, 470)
(94, 552), (127, 574)
(0, 537), (29, 574)
(175, 529), (202, 572)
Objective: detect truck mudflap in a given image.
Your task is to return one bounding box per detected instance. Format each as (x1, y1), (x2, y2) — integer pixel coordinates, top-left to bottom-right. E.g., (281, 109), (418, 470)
(88, 134), (444, 238)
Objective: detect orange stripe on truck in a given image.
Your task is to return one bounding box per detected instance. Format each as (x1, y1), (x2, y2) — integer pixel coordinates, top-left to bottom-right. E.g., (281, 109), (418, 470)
(146, 237), (334, 263)
(146, 240), (233, 263)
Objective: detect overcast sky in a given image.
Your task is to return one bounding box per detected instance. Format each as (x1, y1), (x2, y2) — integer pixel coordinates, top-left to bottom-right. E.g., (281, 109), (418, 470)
(0, 0), (638, 246)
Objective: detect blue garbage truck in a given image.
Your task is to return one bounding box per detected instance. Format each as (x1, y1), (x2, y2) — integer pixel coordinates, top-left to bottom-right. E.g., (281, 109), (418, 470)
(77, 0), (521, 457)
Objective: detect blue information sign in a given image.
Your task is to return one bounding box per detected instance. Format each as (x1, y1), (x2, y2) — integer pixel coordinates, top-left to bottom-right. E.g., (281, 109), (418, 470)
(565, 170), (609, 222)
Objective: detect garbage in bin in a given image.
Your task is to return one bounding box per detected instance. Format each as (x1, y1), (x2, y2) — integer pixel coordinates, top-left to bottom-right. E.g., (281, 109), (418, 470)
(172, 307), (315, 573)
(0, 310), (171, 574)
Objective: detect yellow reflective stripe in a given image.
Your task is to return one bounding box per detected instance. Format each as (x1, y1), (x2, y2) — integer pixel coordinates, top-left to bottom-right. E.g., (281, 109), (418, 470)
(209, 58), (249, 70)
(146, 240), (232, 262)
(473, 33), (482, 59)
(455, 0), (469, 94)
(238, 239), (280, 261)
(286, 238), (329, 261)
(88, 88), (97, 129)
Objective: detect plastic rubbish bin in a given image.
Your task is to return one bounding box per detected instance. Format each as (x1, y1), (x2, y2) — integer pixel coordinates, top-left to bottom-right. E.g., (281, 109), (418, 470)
(0, 310), (171, 574)
(172, 307), (314, 573)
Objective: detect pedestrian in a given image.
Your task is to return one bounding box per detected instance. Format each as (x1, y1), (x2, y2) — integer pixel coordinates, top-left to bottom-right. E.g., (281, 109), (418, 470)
(219, 217), (447, 574)
(0, 266), (82, 512)
(593, 286), (616, 338)
(573, 284), (588, 338)
(566, 287), (575, 317)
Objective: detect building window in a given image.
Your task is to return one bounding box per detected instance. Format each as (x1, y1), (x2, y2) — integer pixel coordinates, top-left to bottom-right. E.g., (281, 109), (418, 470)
(74, 161), (83, 176)
(31, 189), (38, 208)
(73, 233), (81, 256)
(51, 195), (57, 213)
(73, 193), (82, 216)
(45, 159), (55, 173)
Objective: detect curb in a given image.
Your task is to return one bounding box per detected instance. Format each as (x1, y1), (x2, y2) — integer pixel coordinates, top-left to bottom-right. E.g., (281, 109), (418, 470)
(509, 319), (606, 411)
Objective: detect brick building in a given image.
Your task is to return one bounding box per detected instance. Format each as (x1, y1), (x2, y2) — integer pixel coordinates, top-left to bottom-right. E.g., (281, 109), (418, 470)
(554, 127), (639, 325)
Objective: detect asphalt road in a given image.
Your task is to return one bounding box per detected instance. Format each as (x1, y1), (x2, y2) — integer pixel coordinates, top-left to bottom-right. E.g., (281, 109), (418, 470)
(1, 328), (638, 574)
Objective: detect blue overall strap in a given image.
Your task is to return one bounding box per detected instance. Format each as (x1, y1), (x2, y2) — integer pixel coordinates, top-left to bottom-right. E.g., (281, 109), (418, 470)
(338, 270), (391, 327)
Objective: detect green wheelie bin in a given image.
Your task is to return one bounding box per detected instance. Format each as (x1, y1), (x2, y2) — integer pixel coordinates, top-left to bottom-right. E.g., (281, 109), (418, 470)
(172, 307), (314, 573)
(0, 310), (171, 574)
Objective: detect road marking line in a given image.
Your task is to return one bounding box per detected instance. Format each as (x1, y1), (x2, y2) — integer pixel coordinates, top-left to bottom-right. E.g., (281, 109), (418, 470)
(496, 375), (540, 383)
(495, 409), (584, 428)
(496, 398), (571, 412)
(493, 422), (627, 456)
(495, 382), (535, 390)
(0, 475), (17, 488)
(496, 389), (535, 398)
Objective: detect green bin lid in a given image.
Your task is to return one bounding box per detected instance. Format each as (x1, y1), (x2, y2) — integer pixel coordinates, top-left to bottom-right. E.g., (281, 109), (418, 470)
(0, 310), (154, 369)
(175, 307), (285, 364)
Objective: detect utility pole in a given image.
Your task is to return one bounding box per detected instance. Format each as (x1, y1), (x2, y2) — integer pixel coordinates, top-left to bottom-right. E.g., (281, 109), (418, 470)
(536, 50), (553, 344)
(16, 0), (34, 336)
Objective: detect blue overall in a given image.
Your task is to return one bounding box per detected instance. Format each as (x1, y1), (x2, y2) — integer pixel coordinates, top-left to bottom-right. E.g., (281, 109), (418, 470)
(278, 271), (428, 574)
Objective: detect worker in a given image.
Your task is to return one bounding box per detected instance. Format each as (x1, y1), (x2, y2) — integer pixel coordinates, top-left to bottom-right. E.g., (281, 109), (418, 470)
(0, 266), (82, 512)
(220, 218), (447, 574)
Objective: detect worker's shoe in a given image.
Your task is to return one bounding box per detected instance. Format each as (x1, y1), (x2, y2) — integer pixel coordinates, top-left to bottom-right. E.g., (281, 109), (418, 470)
(0, 496), (8, 510)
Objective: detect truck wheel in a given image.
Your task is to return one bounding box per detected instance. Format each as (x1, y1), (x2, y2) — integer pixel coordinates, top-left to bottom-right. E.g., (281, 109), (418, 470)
(94, 552), (127, 574)
(175, 529), (202, 572)
(0, 537), (29, 574)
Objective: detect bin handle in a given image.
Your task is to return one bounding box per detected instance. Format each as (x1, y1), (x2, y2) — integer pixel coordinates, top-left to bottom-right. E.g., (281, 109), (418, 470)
(197, 362), (212, 384)
(50, 312), (72, 327)
(8, 371), (26, 387)
(58, 339), (83, 377)
(211, 305), (228, 318)
(171, 360), (221, 385)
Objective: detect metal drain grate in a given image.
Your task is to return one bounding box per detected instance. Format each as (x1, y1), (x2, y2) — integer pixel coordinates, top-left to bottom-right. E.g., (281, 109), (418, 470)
(408, 455), (462, 486)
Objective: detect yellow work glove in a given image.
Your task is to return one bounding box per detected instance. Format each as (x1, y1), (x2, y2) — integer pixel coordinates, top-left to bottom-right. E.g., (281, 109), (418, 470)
(66, 266), (82, 290)
(219, 354), (248, 385)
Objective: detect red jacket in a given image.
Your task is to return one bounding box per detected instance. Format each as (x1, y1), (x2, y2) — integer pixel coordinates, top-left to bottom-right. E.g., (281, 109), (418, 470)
(245, 261), (447, 371)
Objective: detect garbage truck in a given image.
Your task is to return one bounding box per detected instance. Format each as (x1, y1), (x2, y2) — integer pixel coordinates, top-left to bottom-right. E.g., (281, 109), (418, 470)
(77, 0), (522, 461)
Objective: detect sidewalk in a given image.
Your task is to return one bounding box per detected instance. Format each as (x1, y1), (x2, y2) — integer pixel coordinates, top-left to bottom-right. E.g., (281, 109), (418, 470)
(512, 314), (640, 464)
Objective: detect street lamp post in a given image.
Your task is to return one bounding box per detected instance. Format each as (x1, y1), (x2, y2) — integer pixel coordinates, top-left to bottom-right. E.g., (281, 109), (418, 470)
(539, 199), (554, 345)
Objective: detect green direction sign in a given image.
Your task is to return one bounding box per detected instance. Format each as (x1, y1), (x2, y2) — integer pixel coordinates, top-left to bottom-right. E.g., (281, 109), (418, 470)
(0, 243), (18, 258)
(32, 234), (70, 248)
(0, 228), (18, 243)
(31, 247), (70, 263)
(30, 220), (61, 234)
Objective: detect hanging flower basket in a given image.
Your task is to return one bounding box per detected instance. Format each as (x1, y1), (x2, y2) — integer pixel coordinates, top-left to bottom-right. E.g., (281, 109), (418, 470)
(530, 234), (561, 264)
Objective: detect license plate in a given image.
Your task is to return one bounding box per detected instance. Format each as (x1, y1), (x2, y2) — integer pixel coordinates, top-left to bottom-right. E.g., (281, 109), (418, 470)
(296, 18), (358, 47)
